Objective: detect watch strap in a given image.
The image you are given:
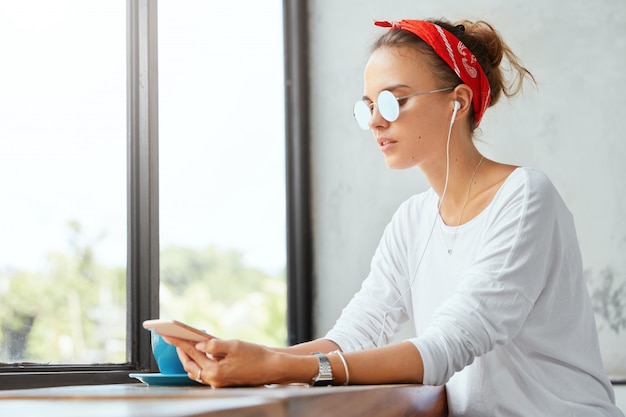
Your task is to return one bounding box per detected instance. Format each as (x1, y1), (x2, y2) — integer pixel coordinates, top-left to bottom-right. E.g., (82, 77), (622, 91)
(311, 352), (333, 386)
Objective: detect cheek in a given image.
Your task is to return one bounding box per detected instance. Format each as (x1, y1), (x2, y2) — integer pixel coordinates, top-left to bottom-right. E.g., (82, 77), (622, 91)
(405, 135), (426, 161)
(401, 107), (436, 128)
(404, 97), (450, 130)
(406, 113), (447, 141)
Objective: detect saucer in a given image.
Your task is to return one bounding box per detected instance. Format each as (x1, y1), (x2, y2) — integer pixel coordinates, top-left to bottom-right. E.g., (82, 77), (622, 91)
(129, 373), (203, 386)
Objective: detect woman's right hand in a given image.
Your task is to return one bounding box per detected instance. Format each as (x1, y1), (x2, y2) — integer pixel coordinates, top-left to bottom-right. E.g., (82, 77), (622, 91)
(165, 336), (316, 387)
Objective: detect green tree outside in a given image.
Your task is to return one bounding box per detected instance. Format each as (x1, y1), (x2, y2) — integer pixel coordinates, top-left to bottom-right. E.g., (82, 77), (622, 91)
(0, 223), (287, 364)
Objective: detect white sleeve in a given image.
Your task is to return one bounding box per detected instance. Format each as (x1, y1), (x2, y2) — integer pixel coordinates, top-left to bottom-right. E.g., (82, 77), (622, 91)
(411, 170), (564, 385)
(324, 199), (416, 352)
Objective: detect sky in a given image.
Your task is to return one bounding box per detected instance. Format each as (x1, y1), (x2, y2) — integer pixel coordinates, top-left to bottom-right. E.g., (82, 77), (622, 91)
(0, 0), (286, 275)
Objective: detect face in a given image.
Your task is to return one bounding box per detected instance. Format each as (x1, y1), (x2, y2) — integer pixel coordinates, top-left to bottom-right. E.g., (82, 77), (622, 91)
(362, 46), (454, 170)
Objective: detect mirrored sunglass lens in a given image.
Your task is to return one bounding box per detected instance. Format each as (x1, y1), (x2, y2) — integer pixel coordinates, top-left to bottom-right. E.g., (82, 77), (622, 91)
(353, 100), (372, 130)
(377, 90), (400, 122)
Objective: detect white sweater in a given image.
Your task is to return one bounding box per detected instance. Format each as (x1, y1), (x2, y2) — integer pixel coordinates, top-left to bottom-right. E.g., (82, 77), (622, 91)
(325, 168), (622, 417)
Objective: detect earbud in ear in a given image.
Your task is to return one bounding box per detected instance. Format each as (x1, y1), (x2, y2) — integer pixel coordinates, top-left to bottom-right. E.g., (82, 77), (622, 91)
(450, 100), (461, 127)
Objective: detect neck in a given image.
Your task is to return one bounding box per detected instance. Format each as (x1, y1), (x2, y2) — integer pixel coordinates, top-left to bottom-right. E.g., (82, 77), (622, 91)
(427, 143), (483, 197)
(425, 143), (485, 225)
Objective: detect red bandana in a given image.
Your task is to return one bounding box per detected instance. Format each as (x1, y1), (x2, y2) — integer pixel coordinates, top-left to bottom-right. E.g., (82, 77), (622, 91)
(375, 20), (491, 126)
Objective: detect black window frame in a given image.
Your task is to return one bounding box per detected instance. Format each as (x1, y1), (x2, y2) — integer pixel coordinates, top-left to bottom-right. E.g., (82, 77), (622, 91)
(0, 0), (311, 390)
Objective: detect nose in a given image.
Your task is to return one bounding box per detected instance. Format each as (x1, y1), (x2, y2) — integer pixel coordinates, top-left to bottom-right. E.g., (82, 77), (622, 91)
(368, 103), (389, 129)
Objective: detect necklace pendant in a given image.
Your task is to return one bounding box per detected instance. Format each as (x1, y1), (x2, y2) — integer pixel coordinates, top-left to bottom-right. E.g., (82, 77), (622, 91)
(447, 249), (453, 255)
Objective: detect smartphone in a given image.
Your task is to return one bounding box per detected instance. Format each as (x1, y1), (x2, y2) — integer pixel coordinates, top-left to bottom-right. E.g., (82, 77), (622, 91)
(142, 319), (215, 342)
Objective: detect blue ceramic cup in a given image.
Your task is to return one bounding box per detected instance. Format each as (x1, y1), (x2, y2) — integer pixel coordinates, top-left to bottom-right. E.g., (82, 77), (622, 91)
(151, 330), (186, 374)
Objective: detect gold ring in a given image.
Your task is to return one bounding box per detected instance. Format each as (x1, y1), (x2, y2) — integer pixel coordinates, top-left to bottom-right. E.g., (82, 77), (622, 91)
(195, 369), (202, 383)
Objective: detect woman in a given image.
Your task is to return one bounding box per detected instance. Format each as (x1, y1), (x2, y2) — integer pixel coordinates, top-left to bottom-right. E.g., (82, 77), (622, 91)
(166, 18), (623, 416)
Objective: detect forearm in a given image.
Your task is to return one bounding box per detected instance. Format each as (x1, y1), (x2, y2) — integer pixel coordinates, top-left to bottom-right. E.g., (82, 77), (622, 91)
(273, 340), (423, 386)
(339, 341), (424, 385)
(272, 338), (341, 355)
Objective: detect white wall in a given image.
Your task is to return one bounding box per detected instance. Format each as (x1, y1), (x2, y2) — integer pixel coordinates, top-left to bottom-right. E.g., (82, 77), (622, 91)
(617, 386), (626, 415)
(307, 0), (626, 408)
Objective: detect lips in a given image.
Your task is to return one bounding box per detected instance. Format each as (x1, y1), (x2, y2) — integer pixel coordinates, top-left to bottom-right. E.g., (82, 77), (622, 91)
(377, 137), (397, 152)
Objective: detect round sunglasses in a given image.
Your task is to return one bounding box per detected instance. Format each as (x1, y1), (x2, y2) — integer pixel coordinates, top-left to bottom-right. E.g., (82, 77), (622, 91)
(353, 86), (455, 130)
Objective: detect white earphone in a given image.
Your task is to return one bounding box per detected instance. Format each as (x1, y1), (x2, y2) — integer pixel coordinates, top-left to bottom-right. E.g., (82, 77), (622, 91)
(450, 100), (461, 127)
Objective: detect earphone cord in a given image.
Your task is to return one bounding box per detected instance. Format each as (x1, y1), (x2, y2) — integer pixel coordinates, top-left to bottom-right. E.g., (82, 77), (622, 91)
(375, 106), (456, 347)
(440, 106), (456, 212)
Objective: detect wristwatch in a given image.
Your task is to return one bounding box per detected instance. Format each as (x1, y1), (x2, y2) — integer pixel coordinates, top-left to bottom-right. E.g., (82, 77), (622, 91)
(311, 352), (333, 386)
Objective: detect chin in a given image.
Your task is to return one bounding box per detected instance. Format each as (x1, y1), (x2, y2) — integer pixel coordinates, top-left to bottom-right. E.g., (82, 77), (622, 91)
(384, 158), (416, 170)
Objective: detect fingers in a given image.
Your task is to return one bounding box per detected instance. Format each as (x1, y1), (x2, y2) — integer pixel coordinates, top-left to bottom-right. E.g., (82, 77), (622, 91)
(176, 345), (194, 367)
(163, 336), (227, 357)
(163, 337), (206, 360)
(192, 367), (203, 384)
(161, 336), (214, 385)
(162, 337), (249, 387)
(173, 343), (205, 383)
(196, 338), (229, 357)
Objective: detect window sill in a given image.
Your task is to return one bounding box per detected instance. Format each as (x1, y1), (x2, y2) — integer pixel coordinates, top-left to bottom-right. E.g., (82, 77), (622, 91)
(0, 369), (139, 390)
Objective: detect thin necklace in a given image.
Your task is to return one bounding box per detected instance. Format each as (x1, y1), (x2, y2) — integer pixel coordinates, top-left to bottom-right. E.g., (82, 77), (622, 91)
(439, 156), (484, 255)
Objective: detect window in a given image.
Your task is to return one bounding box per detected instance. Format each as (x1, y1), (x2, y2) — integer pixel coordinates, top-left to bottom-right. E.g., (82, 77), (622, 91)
(158, 0), (287, 347)
(0, 0), (127, 365)
(0, 0), (311, 389)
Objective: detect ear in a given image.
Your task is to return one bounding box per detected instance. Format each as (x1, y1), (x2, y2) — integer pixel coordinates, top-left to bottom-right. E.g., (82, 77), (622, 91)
(452, 84), (473, 123)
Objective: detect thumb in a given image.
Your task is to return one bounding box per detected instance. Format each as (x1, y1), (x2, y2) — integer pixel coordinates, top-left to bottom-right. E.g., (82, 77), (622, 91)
(197, 338), (228, 358)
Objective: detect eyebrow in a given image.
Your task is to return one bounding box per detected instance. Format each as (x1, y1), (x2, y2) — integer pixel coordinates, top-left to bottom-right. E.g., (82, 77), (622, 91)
(362, 84), (411, 101)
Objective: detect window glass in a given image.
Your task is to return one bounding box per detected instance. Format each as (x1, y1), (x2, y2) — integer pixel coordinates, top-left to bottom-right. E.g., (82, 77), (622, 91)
(158, 0), (287, 346)
(0, 0), (127, 364)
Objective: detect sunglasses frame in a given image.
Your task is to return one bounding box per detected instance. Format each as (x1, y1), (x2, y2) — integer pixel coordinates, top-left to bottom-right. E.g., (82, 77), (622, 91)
(353, 86), (455, 130)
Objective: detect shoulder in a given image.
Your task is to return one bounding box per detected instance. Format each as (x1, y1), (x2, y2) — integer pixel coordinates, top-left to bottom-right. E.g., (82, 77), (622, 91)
(395, 188), (437, 218)
(503, 167), (561, 202)
(494, 167), (569, 220)
(383, 188), (438, 237)
(515, 166), (553, 187)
